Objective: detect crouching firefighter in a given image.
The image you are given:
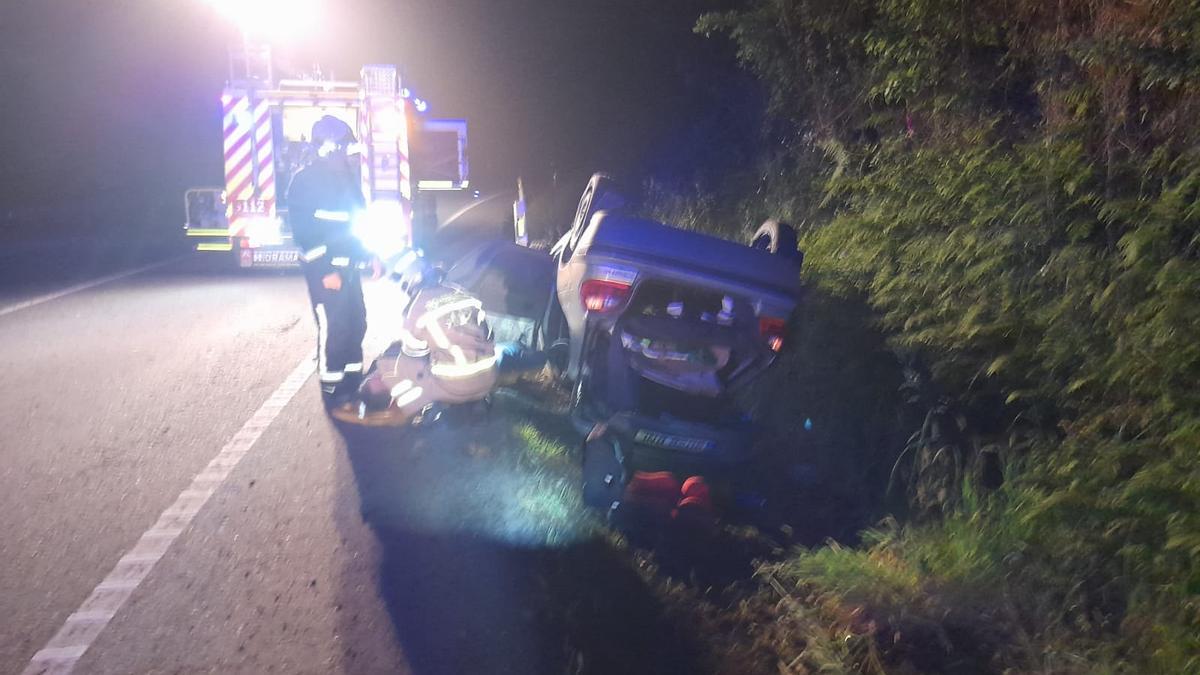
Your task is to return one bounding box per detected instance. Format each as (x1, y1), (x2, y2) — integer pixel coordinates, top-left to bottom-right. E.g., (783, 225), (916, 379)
(330, 254), (499, 426)
(287, 115), (380, 408)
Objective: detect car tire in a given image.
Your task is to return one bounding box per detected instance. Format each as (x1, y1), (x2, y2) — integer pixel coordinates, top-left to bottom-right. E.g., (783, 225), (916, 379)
(750, 220), (800, 262)
(582, 437), (625, 509)
(545, 340), (569, 378)
(563, 173), (623, 260)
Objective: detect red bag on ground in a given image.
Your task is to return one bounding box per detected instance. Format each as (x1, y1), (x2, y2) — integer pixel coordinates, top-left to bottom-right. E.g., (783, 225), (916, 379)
(624, 471), (682, 515)
(679, 476), (712, 505)
(673, 476), (715, 527)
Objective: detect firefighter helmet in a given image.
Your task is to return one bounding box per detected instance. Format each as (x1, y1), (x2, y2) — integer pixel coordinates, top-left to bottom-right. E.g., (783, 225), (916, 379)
(311, 115), (355, 147)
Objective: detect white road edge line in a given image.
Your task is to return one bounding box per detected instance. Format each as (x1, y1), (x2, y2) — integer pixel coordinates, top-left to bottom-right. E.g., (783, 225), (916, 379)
(0, 257), (179, 319)
(23, 356), (316, 675)
(440, 192), (508, 230)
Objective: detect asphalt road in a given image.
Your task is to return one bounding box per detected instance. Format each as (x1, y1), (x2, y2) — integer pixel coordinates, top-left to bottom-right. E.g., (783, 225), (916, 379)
(0, 191), (700, 675)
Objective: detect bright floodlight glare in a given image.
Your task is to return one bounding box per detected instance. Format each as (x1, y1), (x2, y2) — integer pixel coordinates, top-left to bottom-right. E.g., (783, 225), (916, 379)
(353, 201), (408, 259)
(244, 216), (283, 248)
(208, 0), (321, 41)
(373, 106), (403, 137)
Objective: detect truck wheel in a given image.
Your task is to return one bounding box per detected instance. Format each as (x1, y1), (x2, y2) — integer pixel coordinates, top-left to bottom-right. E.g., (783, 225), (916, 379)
(750, 220), (800, 262)
(582, 437), (625, 509)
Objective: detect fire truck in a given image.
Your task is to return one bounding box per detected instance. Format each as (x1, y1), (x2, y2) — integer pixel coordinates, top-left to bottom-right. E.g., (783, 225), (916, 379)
(184, 44), (468, 267)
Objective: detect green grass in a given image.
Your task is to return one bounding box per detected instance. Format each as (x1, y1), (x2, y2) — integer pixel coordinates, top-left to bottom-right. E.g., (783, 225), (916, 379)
(759, 483), (1200, 674)
(516, 422), (570, 461)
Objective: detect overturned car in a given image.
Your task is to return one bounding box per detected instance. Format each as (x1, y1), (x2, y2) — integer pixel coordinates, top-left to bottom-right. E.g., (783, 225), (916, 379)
(450, 174), (804, 511)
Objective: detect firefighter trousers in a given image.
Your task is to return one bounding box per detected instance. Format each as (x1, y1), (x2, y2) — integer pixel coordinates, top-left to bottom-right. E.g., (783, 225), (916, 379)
(303, 265), (367, 397)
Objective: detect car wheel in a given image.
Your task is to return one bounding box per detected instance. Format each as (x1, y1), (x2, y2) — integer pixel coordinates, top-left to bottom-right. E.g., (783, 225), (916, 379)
(750, 220), (801, 263)
(545, 340), (569, 378)
(563, 173), (624, 261)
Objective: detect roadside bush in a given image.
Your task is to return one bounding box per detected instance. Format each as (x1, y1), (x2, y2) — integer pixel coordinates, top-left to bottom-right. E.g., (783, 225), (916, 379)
(634, 0), (1200, 671)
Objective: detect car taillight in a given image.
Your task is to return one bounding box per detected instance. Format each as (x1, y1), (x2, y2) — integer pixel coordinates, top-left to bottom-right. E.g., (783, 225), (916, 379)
(759, 316), (786, 352)
(581, 279), (632, 313)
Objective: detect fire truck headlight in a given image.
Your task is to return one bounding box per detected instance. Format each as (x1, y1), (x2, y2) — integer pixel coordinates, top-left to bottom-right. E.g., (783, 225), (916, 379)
(373, 107), (403, 137)
(353, 201), (407, 259)
(245, 217), (283, 248)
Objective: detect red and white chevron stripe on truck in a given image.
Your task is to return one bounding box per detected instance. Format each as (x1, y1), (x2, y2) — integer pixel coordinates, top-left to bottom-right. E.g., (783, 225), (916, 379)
(222, 94), (275, 233)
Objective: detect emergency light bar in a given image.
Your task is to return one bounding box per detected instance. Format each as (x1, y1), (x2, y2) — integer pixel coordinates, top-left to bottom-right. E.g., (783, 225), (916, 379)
(276, 79), (360, 92)
(417, 180), (470, 191)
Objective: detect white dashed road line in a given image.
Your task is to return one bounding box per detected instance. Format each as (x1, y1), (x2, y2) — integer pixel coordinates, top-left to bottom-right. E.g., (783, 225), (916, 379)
(23, 357), (316, 675)
(0, 258), (179, 318)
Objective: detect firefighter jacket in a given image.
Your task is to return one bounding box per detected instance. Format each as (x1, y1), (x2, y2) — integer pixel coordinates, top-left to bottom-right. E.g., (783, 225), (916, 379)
(287, 159), (370, 275)
(398, 285), (497, 379)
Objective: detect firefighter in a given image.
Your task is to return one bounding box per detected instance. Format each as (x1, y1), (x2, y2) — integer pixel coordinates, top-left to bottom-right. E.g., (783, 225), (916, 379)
(329, 255), (499, 426)
(287, 115), (378, 407)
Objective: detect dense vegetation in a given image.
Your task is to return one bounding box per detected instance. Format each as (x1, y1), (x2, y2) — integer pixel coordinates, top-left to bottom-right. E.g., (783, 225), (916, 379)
(646, 1), (1200, 671)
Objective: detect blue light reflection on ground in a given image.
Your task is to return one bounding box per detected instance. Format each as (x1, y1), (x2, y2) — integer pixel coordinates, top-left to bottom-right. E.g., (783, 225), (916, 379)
(340, 408), (596, 550)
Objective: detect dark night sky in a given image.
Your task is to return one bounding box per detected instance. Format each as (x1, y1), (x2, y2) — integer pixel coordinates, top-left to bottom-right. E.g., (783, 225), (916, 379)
(0, 0), (747, 215)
